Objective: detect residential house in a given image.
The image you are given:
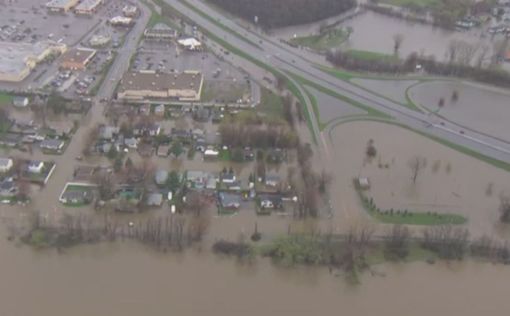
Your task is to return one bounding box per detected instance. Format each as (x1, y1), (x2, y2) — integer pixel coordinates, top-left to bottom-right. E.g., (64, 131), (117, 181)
(139, 103), (151, 115)
(195, 138), (207, 152)
(155, 169), (169, 185)
(0, 179), (18, 198)
(218, 192), (241, 209)
(186, 170), (217, 189)
(12, 96), (29, 107)
(266, 149), (285, 163)
(243, 147), (255, 161)
(60, 190), (92, 205)
(99, 125), (119, 140)
(133, 123), (161, 137)
(124, 137), (138, 149)
(0, 158), (13, 173)
(157, 144), (170, 157)
(259, 194), (283, 210)
(221, 172), (236, 184)
(40, 138), (65, 151)
(265, 174), (281, 188)
(146, 192), (163, 206)
(171, 128), (192, 144)
(28, 161), (44, 173)
(0, 133), (20, 147)
(154, 104), (166, 117)
(204, 147), (219, 160)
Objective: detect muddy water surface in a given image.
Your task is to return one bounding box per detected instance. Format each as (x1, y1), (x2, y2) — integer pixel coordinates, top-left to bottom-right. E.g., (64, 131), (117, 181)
(1, 219), (510, 316)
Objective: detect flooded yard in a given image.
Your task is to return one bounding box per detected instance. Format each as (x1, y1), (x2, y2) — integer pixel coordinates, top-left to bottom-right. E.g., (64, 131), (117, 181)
(340, 11), (495, 62)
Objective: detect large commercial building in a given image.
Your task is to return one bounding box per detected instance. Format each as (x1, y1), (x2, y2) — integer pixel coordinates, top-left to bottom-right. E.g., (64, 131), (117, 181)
(117, 70), (204, 102)
(74, 0), (103, 15)
(0, 41), (67, 82)
(45, 0), (80, 12)
(59, 47), (96, 70)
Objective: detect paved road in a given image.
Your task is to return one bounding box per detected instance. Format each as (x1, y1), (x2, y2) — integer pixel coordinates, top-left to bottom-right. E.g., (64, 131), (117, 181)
(164, 0), (510, 165)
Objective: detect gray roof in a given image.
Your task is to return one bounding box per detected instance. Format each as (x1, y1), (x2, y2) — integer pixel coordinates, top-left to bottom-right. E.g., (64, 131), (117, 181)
(155, 170), (168, 185)
(146, 193), (163, 206)
(40, 138), (64, 149)
(0, 158), (12, 167)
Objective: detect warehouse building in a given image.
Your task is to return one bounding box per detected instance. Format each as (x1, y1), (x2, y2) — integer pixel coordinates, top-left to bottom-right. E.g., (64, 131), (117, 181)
(0, 41), (67, 82)
(74, 0), (103, 15)
(45, 0), (80, 12)
(59, 47), (96, 70)
(117, 70), (204, 102)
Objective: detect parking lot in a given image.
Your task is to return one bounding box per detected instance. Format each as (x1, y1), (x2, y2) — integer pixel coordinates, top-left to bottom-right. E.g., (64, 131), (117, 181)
(135, 40), (247, 82)
(0, 0), (136, 93)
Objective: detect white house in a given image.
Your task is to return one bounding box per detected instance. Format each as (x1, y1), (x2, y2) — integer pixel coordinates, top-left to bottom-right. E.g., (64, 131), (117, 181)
(0, 158), (13, 172)
(12, 96), (29, 107)
(28, 161), (44, 173)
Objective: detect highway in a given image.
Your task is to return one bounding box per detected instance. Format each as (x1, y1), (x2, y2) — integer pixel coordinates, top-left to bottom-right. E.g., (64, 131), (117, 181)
(164, 0), (510, 165)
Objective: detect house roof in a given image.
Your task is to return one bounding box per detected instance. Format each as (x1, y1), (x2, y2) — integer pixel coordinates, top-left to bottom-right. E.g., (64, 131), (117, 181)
(155, 170), (168, 184)
(146, 192), (163, 206)
(12, 96), (29, 106)
(0, 158), (12, 167)
(40, 138), (64, 148)
(28, 160), (44, 168)
(218, 192), (241, 208)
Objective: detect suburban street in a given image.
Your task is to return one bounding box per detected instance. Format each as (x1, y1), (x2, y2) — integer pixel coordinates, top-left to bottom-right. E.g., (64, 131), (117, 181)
(164, 0), (510, 165)
(22, 2), (151, 215)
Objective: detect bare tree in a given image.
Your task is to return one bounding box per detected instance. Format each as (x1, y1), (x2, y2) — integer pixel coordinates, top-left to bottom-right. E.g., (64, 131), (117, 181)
(408, 156), (426, 184)
(392, 33), (404, 56)
(455, 40), (479, 65)
(422, 225), (469, 259)
(92, 172), (115, 201)
(184, 191), (211, 216)
(476, 44), (490, 68)
(83, 124), (100, 156)
(384, 225), (411, 260)
(447, 39), (463, 64)
(499, 196), (510, 223)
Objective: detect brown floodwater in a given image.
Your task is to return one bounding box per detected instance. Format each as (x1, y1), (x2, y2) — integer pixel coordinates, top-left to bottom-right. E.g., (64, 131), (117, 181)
(1, 220), (510, 316)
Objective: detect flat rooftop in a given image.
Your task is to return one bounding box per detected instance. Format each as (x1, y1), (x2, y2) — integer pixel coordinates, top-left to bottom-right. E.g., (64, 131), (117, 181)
(46, 0), (77, 8)
(75, 0), (102, 11)
(119, 71), (203, 92)
(0, 41), (56, 78)
(60, 47), (96, 65)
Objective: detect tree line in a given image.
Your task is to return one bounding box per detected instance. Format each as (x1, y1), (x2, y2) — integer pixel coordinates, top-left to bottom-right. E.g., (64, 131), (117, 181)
(207, 0), (356, 28)
(326, 50), (510, 89)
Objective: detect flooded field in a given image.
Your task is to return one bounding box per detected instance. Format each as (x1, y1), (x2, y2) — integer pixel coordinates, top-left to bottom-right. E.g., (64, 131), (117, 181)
(340, 11), (494, 61)
(329, 121), (510, 237)
(409, 81), (510, 142)
(1, 219), (510, 316)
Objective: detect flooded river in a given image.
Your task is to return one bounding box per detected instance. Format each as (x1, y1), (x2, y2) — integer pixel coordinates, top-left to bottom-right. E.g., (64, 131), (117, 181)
(1, 222), (510, 316)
